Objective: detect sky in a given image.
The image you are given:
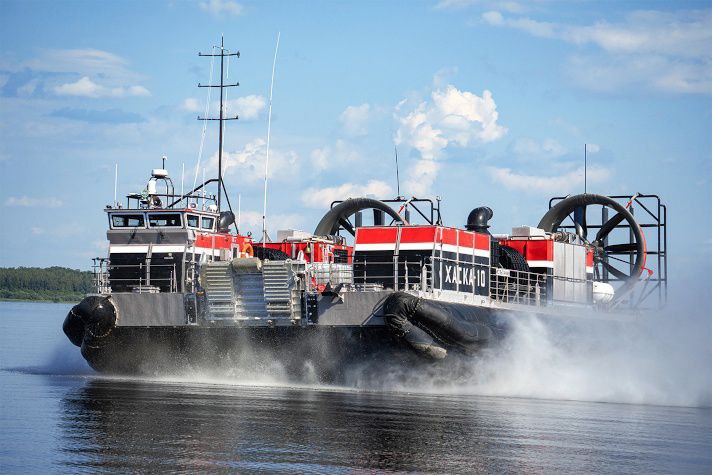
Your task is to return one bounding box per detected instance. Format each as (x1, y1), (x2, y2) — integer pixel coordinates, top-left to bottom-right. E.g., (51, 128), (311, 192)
(0, 0), (710, 278)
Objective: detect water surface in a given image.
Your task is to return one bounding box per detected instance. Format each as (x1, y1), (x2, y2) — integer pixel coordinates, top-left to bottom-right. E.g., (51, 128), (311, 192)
(1, 301), (710, 473)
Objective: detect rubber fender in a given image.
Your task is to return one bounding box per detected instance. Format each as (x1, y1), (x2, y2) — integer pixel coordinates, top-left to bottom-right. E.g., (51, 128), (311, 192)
(63, 296), (116, 348)
(382, 292), (494, 357)
(62, 307), (85, 347)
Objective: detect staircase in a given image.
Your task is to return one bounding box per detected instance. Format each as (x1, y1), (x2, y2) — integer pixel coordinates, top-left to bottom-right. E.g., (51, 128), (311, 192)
(202, 262), (236, 319)
(201, 259), (301, 322)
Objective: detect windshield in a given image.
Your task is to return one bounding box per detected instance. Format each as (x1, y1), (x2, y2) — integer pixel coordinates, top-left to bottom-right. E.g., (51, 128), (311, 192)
(148, 213), (182, 227)
(111, 214), (145, 228)
(201, 217), (215, 230)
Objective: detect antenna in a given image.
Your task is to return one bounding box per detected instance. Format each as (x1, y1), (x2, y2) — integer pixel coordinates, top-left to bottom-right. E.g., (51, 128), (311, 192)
(237, 193), (241, 232)
(113, 163), (118, 205)
(198, 36), (240, 212)
(162, 155), (167, 169)
(394, 145), (401, 199)
(180, 163), (185, 206)
(584, 143), (587, 194)
(202, 168), (206, 210)
(262, 31), (281, 246)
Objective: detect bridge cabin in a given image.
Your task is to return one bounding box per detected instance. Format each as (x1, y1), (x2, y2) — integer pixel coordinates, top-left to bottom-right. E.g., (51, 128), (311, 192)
(100, 168), (252, 294)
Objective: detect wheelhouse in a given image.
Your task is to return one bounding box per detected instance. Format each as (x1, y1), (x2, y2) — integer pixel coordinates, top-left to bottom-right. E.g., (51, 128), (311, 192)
(96, 166), (251, 294)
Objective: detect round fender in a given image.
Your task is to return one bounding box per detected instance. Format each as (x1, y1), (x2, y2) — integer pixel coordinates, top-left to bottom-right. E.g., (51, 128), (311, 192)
(62, 306), (86, 347)
(63, 296), (116, 348)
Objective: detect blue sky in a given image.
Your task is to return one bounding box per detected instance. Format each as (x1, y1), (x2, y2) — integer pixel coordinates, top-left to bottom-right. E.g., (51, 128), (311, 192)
(0, 0), (710, 276)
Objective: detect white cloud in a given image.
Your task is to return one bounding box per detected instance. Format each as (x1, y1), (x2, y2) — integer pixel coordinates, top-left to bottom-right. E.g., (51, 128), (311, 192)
(396, 85), (506, 160)
(25, 48), (134, 78)
(395, 84), (506, 194)
(4, 196), (63, 207)
(54, 76), (150, 98)
(310, 140), (361, 171)
(200, 0), (243, 17)
(183, 95), (266, 119)
(30, 227), (45, 235)
(486, 165), (610, 194)
(405, 159), (441, 197)
(568, 54), (712, 95)
(586, 143), (600, 154)
(437, 0), (527, 14)
(17, 79), (39, 96)
(209, 138), (299, 183)
(301, 180), (393, 209)
(513, 137), (567, 160)
(339, 103), (371, 136)
(181, 97), (201, 113)
(226, 95), (266, 120)
(237, 210), (304, 236)
(481, 9), (712, 95)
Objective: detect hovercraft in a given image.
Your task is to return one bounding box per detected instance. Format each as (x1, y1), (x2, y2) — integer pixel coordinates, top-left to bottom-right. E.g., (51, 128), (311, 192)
(62, 40), (668, 377)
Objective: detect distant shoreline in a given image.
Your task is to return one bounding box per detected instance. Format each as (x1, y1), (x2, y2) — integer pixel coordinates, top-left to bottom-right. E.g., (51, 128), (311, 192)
(0, 295), (81, 303)
(1, 266), (92, 304)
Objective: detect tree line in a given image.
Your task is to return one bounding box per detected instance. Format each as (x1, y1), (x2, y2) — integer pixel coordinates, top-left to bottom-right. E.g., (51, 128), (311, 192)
(0, 267), (93, 302)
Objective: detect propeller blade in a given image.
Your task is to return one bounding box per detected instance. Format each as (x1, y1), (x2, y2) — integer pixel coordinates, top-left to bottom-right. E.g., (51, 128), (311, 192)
(573, 205), (587, 241)
(603, 261), (628, 280)
(595, 211), (625, 243)
(338, 218), (355, 236)
(605, 243), (638, 253)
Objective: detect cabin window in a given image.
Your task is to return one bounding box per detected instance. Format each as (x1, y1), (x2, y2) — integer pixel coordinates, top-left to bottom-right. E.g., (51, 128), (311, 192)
(201, 217), (215, 230)
(187, 214), (200, 228)
(148, 213), (182, 227)
(111, 214), (145, 228)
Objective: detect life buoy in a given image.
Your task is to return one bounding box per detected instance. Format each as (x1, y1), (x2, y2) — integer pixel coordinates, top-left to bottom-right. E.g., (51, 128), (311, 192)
(242, 242), (254, 258)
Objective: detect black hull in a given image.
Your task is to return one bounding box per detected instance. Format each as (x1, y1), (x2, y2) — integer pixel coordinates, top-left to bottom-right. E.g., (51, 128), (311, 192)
(79, 326), (410, 380)
(65, 293), (515, 381)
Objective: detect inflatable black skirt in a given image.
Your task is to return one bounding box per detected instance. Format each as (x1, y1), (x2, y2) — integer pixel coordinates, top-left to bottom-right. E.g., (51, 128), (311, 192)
(382, 292), (505, 359)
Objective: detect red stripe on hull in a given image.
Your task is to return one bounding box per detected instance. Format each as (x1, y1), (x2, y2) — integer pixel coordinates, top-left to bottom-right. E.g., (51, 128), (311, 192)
(356, 226), (489, 251)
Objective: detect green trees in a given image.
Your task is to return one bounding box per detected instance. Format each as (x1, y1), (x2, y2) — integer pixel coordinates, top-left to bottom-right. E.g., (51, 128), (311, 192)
(0, 267), (93, 302)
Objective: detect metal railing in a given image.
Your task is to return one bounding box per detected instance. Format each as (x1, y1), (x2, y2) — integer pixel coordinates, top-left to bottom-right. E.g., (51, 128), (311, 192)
(92, 258), (111, 294)
(490, 267), (547, 305)
(92, 257), (181, 293)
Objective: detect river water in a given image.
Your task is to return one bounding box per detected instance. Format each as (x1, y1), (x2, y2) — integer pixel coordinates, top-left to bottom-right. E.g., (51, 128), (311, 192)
(1, 301), (710, 473)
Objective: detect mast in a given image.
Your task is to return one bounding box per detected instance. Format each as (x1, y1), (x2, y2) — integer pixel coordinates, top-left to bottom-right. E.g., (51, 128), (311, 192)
(198, 36), (240, 211)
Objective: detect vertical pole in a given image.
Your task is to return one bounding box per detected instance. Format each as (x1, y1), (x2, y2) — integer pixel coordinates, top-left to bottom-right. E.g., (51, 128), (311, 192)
(263, 31), (281, 246)
(584, 143), (587, 194)
(113, 163), (118, 205)
(181, 163), (185, 206)
(217, 36), (224, 211)
(394, 145), (400, 198)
